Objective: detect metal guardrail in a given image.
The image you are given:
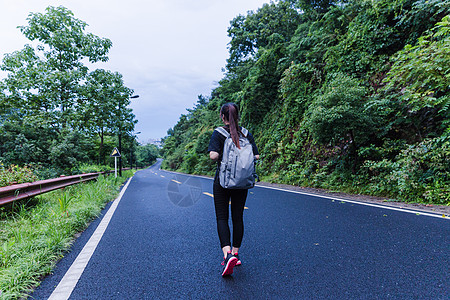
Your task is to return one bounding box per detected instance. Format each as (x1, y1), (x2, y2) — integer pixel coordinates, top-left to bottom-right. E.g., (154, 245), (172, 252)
(0, 169), (129, 206)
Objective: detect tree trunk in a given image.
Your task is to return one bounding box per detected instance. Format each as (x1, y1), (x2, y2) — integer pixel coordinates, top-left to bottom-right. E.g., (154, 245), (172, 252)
(349, 130), (358, 175)
(99, 127), (104, 165)
(118, 130), (122, 177)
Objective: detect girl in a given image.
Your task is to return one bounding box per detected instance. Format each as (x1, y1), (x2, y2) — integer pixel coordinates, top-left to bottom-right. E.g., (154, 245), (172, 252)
(208, 103), (259, 276)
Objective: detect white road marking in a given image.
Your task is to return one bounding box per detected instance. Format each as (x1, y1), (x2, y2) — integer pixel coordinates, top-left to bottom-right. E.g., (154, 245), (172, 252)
(161, 169), (447, 219)
(48, 178), (133, 300)
(256, 185), (448, 220)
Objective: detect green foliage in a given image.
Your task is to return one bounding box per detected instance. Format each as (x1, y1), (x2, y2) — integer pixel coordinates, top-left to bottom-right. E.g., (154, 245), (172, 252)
(135, 144), (160, 168)
(57, 192), (73, 216)
(0, 5), (138, 174)
(162, 0), (449, 204)
(48, 130), (94, 171)
(384, 15), (450, 113)
(306, 73), (371, 146)
(296, 0), (336, 18)
(227, 1), (302, 69)
(358, 132), (450, 204)
(240, 43), (287, 130)
(396, 0), (450, 44)
(10, 6), (112, 127)
(73, 163), (112, 174)
(0, 238), (16, 268)
(161, 96), (218, 175)
(0, 163), (38, 187)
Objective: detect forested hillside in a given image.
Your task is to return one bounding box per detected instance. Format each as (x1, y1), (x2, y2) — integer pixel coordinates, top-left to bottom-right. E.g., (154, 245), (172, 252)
(162, 0), (450, 204)
(0, 6), (158, 180)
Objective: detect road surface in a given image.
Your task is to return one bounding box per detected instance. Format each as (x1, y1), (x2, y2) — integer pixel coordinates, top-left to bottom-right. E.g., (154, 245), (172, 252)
(32, 160), (449, 299)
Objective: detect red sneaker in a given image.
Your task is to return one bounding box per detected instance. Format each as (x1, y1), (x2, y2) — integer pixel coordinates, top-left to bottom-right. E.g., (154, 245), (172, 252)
(221, 252), (238, 276)
(233, 253), (241, 266)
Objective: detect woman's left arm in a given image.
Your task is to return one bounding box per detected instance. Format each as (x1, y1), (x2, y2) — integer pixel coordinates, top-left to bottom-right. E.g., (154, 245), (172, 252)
(210, 151), (219, 161)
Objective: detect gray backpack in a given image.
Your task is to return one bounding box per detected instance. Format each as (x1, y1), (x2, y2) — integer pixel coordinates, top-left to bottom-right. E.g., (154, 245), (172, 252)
(215, 127), (256, 189)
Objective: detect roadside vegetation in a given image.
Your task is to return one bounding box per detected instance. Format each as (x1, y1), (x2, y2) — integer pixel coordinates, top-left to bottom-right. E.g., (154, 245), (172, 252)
(0, 6), (161, 177)
(0, 5), (158, 299)
(0, 170), (133, 299)
(162, 0), (450, 205)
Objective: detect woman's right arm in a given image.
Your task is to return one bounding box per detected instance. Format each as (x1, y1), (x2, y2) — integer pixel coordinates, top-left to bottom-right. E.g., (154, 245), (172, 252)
(247, 131), (260, 160)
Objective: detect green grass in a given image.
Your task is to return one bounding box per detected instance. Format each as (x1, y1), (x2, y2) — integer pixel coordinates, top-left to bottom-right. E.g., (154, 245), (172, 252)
(0, 171), (133, 299)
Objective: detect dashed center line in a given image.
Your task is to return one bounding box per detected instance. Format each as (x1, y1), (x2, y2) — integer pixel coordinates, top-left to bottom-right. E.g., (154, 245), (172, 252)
(172, 179), (182, 184)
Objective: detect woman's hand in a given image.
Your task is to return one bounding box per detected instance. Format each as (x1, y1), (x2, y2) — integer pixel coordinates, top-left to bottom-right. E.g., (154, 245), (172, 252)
(210, 151), (219, 161)
(254, 155), (260, 160)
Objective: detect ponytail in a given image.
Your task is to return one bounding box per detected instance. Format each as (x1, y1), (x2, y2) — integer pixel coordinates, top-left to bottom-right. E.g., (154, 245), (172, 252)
(220, 103), (242, 149)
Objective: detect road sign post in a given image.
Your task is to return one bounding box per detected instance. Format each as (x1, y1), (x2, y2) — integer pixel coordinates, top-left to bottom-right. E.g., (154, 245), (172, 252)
(114, 157), (117, 178)
(110, 147), (121, 178)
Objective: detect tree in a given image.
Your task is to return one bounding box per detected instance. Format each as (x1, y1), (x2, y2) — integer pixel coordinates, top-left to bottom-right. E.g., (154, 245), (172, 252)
(240, 40), (287, 131)
(295, 0), (338, 19)
(107, 73), (137, 175)
(0, 6), (137, 171)
(227, 1), (301, 70)
(13, 5), (112, 127)
(49, 129), (94, 171)
(79, 69), (126, 164)
(136, 144), (160, 168)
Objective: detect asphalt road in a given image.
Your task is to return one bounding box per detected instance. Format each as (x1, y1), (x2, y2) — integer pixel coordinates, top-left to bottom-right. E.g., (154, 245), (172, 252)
(32, 160), (449, 299)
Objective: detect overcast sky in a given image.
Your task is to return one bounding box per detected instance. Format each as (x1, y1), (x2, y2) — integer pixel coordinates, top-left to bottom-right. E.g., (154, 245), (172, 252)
(0, 0), (271, 143)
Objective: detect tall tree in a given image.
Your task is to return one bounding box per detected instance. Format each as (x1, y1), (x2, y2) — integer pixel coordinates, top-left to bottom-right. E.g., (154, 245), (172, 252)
(79, 69), (125, 164)
(0, 6), (138, 171)
(109, 73), (137, 174)
(16, 5), (112, 127)
(227, 0), (301, 70)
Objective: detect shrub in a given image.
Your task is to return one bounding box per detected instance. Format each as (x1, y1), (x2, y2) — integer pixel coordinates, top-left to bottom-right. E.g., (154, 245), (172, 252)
(0, 163), (38, 187)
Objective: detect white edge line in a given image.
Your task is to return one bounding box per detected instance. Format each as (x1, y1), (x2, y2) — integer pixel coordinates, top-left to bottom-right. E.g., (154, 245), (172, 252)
(161, 169), (447, 220)
(256, 184), (448, 220)
(48, 177), (133, 300)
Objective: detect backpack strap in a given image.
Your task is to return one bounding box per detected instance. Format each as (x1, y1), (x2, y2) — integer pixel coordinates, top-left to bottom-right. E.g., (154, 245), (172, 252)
(241, 127), (249, 137)
(215, 127), (230, 138)
(215, 126), (249, 138)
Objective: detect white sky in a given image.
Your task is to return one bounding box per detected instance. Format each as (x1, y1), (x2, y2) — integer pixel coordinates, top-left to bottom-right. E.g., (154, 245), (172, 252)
(0, 0), (271, 142)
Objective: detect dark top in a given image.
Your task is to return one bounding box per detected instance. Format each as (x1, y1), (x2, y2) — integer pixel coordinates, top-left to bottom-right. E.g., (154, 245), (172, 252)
(208, 125), (259, 181)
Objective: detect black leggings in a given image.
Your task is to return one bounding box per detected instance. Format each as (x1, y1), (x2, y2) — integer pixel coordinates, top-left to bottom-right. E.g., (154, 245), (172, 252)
(213, 181), (248, 249)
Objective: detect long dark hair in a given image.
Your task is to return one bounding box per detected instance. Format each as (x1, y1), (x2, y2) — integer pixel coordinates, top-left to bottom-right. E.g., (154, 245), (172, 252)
(220, 103), (243, 149)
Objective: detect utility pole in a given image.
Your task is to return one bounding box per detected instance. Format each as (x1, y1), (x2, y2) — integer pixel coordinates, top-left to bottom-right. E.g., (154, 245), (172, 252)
(118, 94), (139, 176)
(118, 130), (122, 176)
